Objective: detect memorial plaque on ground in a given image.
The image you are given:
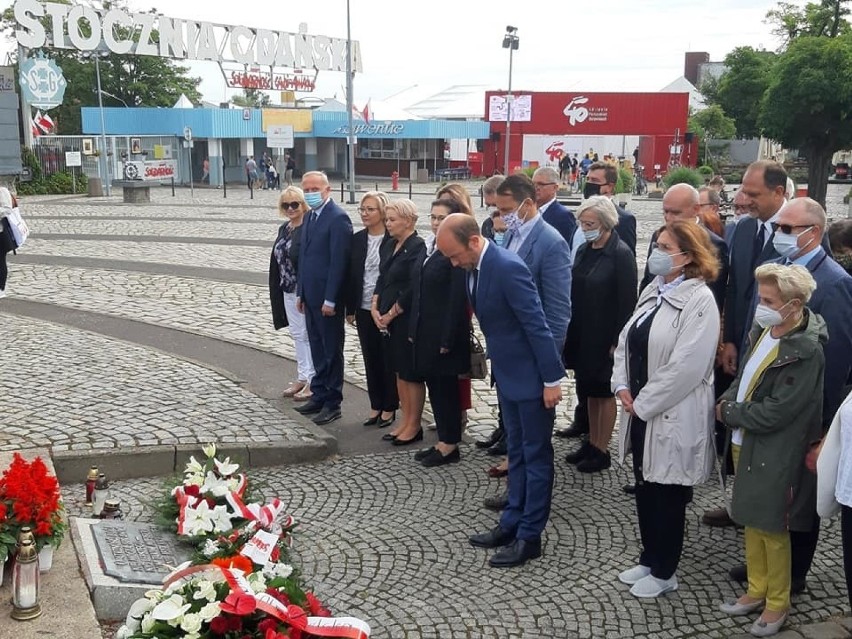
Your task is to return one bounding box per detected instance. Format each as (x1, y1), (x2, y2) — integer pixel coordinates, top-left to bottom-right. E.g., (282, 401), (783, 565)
(91, 521), (191, 584)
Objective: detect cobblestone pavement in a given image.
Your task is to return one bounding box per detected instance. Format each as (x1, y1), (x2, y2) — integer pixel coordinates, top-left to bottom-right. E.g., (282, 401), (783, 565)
(0, 314), (318, 452)
(62, 446), (848, 639)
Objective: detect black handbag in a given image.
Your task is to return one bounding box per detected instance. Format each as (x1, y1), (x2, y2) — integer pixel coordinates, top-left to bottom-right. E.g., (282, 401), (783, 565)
(468, 331), (488, 380)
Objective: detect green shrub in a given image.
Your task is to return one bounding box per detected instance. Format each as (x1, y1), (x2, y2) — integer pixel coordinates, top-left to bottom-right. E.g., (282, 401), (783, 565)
(615, 167), (634, 194)
(520, 167), (536, 178)
(697, 165), (714, 176)
(17, 171), (87, 195)
(663, 167), (703, 189)
(21, 146), (43, 181)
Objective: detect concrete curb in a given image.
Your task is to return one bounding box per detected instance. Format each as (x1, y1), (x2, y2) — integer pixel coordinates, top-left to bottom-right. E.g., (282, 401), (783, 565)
(52, 436), (337, 484)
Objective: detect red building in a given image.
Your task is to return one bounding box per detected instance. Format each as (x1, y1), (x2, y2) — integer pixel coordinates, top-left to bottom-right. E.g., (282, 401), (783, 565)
(483, 91), (695, 179)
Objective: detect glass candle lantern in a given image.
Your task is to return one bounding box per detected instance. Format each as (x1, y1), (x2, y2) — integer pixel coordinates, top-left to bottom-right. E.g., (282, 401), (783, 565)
(85, 466), (99, 506)
(92, 473), (110, 517)
(11, 538), (42, 620)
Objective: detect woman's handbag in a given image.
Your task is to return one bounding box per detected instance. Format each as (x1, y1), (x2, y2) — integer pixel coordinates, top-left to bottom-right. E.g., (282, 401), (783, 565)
(816, 393), (851, 519)
(469, 331), (488, 380)
(7, 207), (29, 247)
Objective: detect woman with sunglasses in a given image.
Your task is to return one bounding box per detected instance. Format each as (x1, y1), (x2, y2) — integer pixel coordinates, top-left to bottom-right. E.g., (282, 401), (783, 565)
(346, 192), (398, 428)
(269, 187), (315, 401)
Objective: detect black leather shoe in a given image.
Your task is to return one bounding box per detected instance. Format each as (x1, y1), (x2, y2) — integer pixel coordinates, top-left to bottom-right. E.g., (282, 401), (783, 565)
(312, 407), (342, 425)
(554, 423), (588, 439)
(362, 414), (380, 426)
(475, 427), (504, 449)
(486, 437), (507, 456)
(414, 446), (436, 461)
(729, 563), (747, 582)
(577, 448), (611, 473)
(392, 430), (423, 446)
(421, 447), (460, 467)
(565, 441), (592, 465)
(378, 411), (396, 428)
(483, 491), (509, 511)
(469, 526), (515, 549)
(488, 538), (542, 568)
(622, 484), (637, 495)
(294, 401), (323, 415)
(382, 433), (397, 441)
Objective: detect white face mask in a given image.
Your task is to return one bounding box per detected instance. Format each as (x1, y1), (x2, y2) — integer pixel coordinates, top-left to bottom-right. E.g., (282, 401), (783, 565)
(647, 248), (686, 276)
(754, 301), (794, 328)
(772, 226), (813, 259)
(583, 229), (601, 243)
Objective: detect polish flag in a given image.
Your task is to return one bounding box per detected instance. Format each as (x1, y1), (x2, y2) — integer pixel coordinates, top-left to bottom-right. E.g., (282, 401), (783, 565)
(361, 99), (371, 124)
(31, 111), (42, 137)
(38, 111), (55, 133)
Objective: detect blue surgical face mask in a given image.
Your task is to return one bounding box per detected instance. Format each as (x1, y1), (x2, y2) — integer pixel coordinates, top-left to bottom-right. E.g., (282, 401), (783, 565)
(304, 191), (325, 209)
(647, 247), (686, 276)
(583, 229), (601, 243)
(772, 226), (813, 259)
(493, 231), (505, 246)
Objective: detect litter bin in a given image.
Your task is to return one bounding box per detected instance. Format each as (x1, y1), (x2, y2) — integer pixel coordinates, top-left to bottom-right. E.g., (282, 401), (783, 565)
(88, 177), (104, 197)
(416, 168), (429, 184)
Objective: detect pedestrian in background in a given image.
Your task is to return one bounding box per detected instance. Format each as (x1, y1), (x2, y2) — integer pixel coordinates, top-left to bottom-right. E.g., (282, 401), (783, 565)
(0, 187), (18, 299)
(268, 187), (315, 401)
(717, 264), (825, 637)
(346, 191), (398, 429)
(613, 221), (720, 599)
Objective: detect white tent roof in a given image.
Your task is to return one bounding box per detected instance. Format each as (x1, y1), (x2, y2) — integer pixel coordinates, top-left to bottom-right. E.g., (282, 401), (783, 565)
(660, 77), (706, 111)
(173, 93), (195, 108)
(384, 84), (488, 119)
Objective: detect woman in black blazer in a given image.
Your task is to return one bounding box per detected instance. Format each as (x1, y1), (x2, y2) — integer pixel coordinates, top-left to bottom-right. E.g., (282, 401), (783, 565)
(345, 192), (398, 427)
(268, 187), (315, 401)
(372, 199), (426, 446)
(409, 198), (471, 466)
(563, 195), (638, 473)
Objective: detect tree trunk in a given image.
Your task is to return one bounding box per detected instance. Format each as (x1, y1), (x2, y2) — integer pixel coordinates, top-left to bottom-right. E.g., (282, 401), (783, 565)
(805, 147), (833, 207)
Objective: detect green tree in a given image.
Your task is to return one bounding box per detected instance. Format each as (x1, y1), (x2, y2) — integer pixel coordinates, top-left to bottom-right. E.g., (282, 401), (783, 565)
(231, 88), (271, 108)
(689, 105), (737, 168)
(1, 0), (202, 134)
(765, 1), (851, 48)
(715, 47), (777, 138)
(760, 34), (852, 205)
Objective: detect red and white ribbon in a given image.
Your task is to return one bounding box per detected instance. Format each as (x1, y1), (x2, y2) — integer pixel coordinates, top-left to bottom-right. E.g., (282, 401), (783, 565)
(225, 491), (288, 529)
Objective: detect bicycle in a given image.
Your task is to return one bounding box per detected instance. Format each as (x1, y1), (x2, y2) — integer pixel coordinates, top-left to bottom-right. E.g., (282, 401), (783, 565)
(633, 165), (648, 196)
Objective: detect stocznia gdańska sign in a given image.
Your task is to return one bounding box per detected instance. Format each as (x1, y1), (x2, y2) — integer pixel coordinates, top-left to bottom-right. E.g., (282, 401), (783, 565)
(13, 0), (363, 72)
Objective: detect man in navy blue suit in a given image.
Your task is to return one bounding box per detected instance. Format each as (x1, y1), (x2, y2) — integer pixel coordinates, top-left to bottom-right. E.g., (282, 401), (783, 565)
(436, 214), (566, 568)
(533, 167), (577, 249)
(294, 171), (353, 426)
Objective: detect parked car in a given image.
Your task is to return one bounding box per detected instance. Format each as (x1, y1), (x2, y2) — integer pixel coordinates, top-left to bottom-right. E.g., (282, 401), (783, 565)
(835, 162), (850, 180)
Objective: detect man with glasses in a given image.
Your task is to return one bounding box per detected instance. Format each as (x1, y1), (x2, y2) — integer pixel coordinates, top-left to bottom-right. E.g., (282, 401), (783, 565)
(533, 167), (577, 249)
(294, 171), (353, 426)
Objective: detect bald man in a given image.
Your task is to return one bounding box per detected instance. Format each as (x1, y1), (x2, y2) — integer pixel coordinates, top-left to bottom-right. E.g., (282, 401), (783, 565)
(437, 214), (564, 568)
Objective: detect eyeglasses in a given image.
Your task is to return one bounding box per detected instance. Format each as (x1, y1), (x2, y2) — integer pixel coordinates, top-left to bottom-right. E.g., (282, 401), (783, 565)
(279, 202), (301, 210)
(533, 181), (557, 189)
(772, 223), (813, 235)
(358, 206), (379, 214)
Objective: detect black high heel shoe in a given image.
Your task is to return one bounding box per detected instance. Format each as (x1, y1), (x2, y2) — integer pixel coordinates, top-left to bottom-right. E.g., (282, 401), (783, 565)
(392, 430), (423, 446)
(378, 411), (396, 428)
(362, 414), (380, 426)
(381, 432), (397, 441)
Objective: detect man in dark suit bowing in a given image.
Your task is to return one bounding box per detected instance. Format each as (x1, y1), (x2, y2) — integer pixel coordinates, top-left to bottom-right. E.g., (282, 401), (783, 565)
(533, 167), (576, 248)
(294, 171), (353, 426)
(436, 214), (565, 568)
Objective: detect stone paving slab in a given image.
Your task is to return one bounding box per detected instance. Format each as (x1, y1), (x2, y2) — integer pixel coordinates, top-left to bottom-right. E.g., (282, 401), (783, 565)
(60, 447), (849, 639)
(0, 314), (320, 454)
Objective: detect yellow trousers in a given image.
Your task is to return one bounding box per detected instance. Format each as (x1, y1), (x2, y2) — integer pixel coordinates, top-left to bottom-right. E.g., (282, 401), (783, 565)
(732, 444), (791, 611)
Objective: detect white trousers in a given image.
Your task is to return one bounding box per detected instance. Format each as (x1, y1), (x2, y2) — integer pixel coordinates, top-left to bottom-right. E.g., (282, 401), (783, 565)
(283, 291), (315, 383)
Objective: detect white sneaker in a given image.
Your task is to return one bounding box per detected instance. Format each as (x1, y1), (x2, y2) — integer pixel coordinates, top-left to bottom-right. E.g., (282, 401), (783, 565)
(618, 564), (652, 585)
(629, 574), (678, 598)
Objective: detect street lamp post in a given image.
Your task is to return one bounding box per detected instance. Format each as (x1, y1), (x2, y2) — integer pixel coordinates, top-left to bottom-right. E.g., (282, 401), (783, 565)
(345, 0), (356, 204)
(93, 53), (111, 196)
(502, 26), (519, 175)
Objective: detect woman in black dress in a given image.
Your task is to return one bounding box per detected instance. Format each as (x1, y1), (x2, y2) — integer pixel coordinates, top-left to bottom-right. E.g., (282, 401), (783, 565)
(372, 199), (426, 445)
(409, 198), (471, 466)
(563, 195), (638, 472)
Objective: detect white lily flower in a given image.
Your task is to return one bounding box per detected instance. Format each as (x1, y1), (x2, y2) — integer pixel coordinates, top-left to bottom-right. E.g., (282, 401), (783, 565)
(141, 616), (157, 633)
(182, 501), (215, 536)
(209, 505), (234, 533)
(213, 456), (240, 477)
(263, 562), (294, 580)
(198, 601), (221, 622)
(185, 456), (204, 475)
(185, 472), (205, 487)
(202, 443), (217, 459)
(226, 476), (241, 492)
(145, 589), (165, 601)
(125, 596), (156, 632)
(201, 471), (230, 498)
(152, 593), (191, 621)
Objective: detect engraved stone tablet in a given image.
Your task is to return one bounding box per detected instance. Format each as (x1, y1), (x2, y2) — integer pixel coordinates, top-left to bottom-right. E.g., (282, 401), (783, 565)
(91, 521), (192, 584)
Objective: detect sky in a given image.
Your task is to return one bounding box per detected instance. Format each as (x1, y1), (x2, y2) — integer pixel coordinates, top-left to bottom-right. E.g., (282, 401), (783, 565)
(3, 0), (786, 107)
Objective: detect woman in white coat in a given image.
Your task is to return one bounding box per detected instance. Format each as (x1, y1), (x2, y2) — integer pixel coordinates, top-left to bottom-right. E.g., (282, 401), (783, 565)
(612, 221), (721, 598)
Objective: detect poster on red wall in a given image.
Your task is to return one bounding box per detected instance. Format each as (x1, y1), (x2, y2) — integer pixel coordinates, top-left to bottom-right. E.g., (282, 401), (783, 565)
(484, 91), (689, 136)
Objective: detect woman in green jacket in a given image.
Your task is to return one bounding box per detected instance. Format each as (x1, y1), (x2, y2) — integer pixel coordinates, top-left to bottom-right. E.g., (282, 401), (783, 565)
(716, 263), (826, 637)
